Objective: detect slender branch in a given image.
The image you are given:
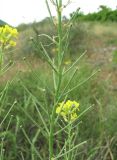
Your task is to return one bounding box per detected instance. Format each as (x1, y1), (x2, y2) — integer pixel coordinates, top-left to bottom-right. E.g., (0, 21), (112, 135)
(63, 51), (86, 75)
(53, 141), (87, 159)
(64, 69), (100, 95)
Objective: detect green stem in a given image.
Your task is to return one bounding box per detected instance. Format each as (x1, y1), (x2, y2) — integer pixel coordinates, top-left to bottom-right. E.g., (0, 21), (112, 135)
(49, 0), (63, 159)
(68, 123), (72, 160)
(57, 0), (62, 66)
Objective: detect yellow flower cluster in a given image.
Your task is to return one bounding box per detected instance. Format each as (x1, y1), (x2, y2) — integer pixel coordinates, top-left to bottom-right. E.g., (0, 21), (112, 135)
(56, 100), (80, 122)
(0, 25), (18, 49)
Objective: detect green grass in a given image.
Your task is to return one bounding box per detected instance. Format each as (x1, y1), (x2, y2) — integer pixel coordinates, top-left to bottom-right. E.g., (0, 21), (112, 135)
(0, 57), (117, 159)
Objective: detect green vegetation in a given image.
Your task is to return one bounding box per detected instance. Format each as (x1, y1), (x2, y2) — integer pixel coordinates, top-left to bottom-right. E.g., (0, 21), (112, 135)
(72, 5), (117, 22)
(0, 1), (117, 160)
(0, 59), (117, 159)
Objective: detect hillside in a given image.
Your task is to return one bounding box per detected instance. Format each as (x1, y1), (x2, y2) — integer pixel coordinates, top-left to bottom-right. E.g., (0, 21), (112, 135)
(2, 20), (117, 92)
(0, 19), (7, 26)
(16, 20), (117, 62)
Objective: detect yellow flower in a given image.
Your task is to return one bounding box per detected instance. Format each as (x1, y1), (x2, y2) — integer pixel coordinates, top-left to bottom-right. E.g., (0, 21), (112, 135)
(56, 100), (80, 122)
(71, 113), (78, 121)
(10, 28), (18, 37)
(0, 27), (3, 33)
(0, 25), (18, 49)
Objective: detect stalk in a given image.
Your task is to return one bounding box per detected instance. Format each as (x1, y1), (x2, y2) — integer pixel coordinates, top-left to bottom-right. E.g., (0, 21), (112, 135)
(49, 0), (63, 159)
(68, 124), (72, 160)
